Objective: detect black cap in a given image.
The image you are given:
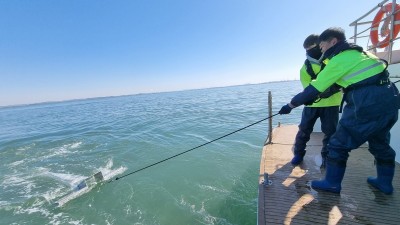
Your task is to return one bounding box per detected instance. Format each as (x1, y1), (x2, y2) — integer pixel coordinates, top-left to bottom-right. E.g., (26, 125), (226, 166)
(303, 34), (319, 49)
(319, 27), (346, 42)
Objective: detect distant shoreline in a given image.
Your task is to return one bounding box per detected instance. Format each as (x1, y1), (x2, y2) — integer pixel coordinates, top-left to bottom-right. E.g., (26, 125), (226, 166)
(0, 79), (298, 109)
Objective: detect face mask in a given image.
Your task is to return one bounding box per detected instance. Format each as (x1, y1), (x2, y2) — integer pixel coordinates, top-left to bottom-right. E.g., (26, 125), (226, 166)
(306, 46), (322, 60)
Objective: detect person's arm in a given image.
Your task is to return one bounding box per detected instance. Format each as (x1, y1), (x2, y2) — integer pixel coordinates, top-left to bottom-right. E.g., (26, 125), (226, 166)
(279, 85), (320, 114)
(279, 59), (344, 114)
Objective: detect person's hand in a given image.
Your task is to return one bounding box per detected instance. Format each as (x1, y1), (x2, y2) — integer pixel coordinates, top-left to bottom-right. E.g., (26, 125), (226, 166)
(279, 104), (293, 114)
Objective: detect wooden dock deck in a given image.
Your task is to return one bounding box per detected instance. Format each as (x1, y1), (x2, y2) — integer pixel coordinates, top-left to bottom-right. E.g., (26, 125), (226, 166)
(258, 125), (400, 225)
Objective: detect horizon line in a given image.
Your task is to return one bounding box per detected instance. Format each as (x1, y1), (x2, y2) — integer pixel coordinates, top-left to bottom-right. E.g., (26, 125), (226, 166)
(0, 79), (298, 109)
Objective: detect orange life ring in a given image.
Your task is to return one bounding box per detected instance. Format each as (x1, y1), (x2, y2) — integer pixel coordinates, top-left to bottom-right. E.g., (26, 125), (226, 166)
(370, 3), (400, 48)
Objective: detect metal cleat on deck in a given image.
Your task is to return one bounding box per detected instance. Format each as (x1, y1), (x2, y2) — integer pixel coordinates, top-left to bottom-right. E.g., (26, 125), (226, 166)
(262, 173), (272, 187)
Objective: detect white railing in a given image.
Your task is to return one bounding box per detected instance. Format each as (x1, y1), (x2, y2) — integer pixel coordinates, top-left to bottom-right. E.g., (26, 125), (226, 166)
(349, 0), (400, 67)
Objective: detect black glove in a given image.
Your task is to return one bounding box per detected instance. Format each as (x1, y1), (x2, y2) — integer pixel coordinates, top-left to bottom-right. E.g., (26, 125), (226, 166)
(279, 104), (293, 114)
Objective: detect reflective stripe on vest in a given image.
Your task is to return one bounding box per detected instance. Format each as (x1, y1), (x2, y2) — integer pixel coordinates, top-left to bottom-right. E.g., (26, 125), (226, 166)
(342, 61), (383, 81)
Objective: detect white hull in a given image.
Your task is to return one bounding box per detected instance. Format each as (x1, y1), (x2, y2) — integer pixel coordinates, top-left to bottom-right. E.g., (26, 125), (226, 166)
(386, 64), (400, 163)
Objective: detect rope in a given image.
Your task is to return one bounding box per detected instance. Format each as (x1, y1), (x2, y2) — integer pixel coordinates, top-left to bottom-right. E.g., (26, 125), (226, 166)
(109, 113), (280, 182)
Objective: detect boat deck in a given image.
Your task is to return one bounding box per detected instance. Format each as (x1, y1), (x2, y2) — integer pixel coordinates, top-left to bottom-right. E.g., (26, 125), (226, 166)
(258, 125), (400, 225)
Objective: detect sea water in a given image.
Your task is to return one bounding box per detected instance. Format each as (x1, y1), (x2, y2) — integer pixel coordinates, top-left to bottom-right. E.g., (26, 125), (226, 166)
(0, 81), (303, 225)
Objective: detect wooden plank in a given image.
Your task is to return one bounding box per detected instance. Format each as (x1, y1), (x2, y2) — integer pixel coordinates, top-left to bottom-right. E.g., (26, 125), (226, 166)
(258, 125), (400, 225)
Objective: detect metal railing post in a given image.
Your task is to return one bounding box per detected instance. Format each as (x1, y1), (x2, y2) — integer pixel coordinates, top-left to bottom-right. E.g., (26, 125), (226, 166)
(388, 0), (397, 63)
(266, 91), (272, 145)
(354, 25), (358, 44)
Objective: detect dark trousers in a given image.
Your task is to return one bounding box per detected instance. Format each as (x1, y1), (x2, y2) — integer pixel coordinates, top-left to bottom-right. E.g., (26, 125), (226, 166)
(327, 82), (398, 164)
(294, 106), (339, 156)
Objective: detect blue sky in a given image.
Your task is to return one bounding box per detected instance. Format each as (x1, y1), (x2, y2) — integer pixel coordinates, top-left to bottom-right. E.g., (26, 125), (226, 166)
(0, 0), (379, 106)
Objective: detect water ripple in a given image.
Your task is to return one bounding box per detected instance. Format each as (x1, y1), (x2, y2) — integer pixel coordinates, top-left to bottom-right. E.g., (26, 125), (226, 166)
(0, 81), (303, 225)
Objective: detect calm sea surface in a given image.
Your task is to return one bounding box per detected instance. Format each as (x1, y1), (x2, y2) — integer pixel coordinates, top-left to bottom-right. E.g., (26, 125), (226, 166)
(0, 81), (303, 225)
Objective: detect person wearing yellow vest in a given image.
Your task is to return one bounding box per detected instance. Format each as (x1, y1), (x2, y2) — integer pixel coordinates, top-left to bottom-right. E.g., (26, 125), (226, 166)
(279, 27), (399, 194)
(290, 34), (342, 167)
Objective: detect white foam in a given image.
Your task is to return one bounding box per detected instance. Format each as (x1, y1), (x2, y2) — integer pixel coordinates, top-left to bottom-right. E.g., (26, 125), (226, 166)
(2, 175), (28, 186)
(68, 220), (85, 225)
(1, 174), (35, 192)
(0, 201), (9, 208)
(39, 141), (83, 160)
(44, 171), (86, 187)
(69, 141), (82, 149)
(40, 147), (69, 160)
(228, 139), (260, 149)
(98, 158), (127, 181)
(198, 184), (229, 193)
(42, 187), (64, 202)
(9, 160), (25, 167)
(14, 202), (51, 217)
(184, 133), (211, 143)
(20, 182), (36, 196)
(179, 196), (218, 224)
(17, 143), (36, 152)
(49, 212), (64, 225)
